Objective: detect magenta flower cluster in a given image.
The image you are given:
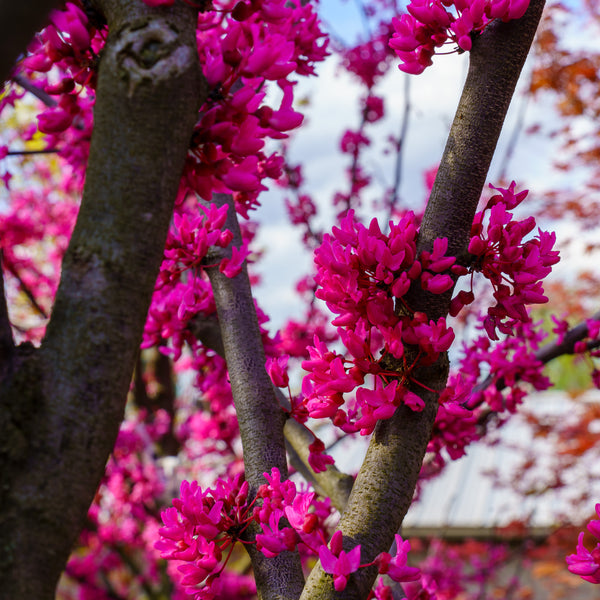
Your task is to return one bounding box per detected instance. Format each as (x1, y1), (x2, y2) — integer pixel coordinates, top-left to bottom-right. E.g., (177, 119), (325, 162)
(567, 503), (600, 584)
(182, 0), (328, 217)
(418, 313), (554, 482)
(157, 468), (421, 597)
(10, 1), (101, 184)
(461, 319), (551, 412)
(157, 474), (253, 596)
(427, 376), (479, 464)
(5, 0), (585, 595)
(451, 182), (560, 340)
(297, 182), (559, 445)
(390, 0), (531, 74)
(22, 1), (102, 136)
(301, 210), (456, 435)
(142, 202), (244, 360)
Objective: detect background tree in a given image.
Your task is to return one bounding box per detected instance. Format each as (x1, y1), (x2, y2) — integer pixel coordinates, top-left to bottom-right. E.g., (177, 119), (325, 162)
(2, 0), (600, 599)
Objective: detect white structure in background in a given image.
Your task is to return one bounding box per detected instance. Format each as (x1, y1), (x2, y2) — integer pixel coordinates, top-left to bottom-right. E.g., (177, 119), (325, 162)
(330, 390), (600, 536)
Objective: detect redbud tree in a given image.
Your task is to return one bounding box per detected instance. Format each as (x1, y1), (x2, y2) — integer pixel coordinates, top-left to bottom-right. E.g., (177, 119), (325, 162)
(1, 0), (600, 598)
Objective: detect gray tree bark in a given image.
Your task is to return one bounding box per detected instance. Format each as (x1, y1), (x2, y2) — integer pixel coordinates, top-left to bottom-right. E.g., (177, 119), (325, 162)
(202, 193), (307, 599)
(0, 1), (206, 597)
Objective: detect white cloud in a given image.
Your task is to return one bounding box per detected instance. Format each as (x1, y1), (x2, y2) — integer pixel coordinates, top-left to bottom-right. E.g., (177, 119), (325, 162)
(252, 10), (585, 334)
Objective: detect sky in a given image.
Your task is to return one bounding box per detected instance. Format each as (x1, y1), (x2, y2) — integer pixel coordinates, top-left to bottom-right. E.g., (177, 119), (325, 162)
(260, 0), (600, 533)
(251, 1), (566, 335)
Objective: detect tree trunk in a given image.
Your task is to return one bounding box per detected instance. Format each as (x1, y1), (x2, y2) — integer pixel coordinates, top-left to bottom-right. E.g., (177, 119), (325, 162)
(0, 1), (206, 597)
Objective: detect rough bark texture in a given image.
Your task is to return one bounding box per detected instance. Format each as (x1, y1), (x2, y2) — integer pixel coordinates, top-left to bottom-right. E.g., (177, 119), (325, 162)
(300, 2), (546, 598)
(0, 1), (205, 597)
(202, 193), (306, 600)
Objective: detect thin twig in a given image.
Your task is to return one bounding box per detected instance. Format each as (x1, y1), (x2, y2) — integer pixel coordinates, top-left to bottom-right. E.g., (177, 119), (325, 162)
(469, 309), (600, 406)
(5, 262), (48, 319)
(6, 149), (59, 156)
(12, 74), (57, 107)
(388, 74), (411, 221)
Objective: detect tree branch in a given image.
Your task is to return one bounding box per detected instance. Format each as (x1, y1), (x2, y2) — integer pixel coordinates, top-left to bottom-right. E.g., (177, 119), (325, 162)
(0, 1), (205, 597)
(300, 2), (547, 598)
(536, 309), (600, 364)
(190, 312), (354, 513)
(280, 406), (354, 513)
(12, 73), (58, 107)
(388, 74), (411, 218)
(469, 308), (600, 406)
(201, 193), (306, 600)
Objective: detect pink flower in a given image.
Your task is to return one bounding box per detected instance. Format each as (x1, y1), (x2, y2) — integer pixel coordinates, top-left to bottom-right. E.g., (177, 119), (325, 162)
(354, 380), (401, 435)
(567, 533), (600, 583)
(340, 130), (371, 154)
(429, 380), (479, 461)
(255, 510), (297, 558)
(587, 318), (600, 340)
(342, 34), (394, 88)
(376, 534), (421, 582)
(567, 504), (600, 584)
(156, 474), (252, 595)
(284, 491), (317, 533)
(219, 242), (249, 278)
(303, 209), (459, 434)
(458, 318), (550, 413)
(221, 157), (262, 192)
(421, 271), (454, 294)
(266, 355), (290, 388)
(177, 538), (221, 587)
(307, 438), (335, 473)
(390, 0), (531, 75)
(49, 2), (90, 53)
(37, 108), (73, 134)
(255, 467), (297, 522)
(267, 84), (304, 130)
(319, 531), (362, 592)
(363, 95), (385, 123)
(461, 183), (559, 338)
